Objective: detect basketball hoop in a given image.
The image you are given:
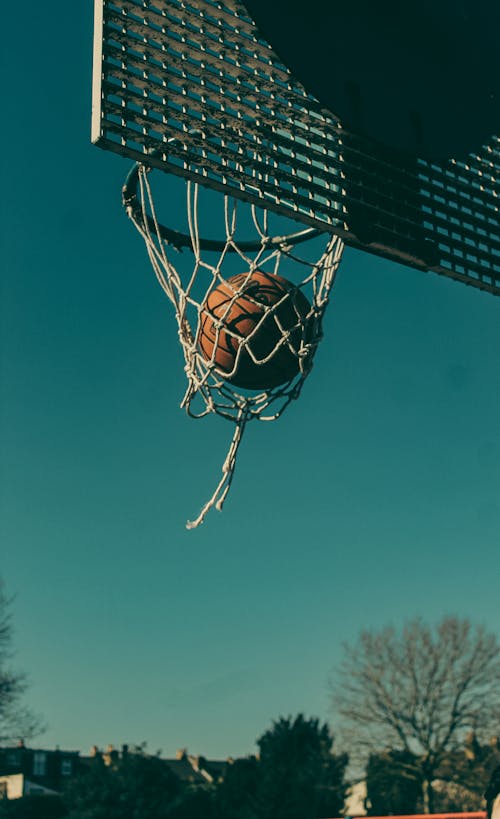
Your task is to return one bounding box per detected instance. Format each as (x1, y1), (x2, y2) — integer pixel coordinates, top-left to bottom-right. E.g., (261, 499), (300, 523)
(122, 159), (344, 528)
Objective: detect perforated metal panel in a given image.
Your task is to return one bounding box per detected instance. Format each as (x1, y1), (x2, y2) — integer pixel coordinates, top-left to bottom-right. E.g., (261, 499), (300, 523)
(92, 0), (500, 296)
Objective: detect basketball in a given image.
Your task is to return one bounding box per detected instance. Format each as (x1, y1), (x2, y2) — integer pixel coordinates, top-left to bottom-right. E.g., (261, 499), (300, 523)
(198, 270), (311, 390)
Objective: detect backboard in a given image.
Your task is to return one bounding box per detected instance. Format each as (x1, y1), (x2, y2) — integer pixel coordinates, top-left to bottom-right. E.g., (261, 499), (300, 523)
(92, 0), (500, 296)
(243, 0), (500, 160)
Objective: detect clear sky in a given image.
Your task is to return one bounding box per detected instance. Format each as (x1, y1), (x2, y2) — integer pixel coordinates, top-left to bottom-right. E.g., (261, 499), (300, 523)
(1, 2), (499, 762)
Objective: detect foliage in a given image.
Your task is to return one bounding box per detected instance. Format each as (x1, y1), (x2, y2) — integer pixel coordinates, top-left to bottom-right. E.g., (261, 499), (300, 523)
(365, 750), (422, 815)
(213, 756), (261, 819)
(62, 715), (346, 819)
(331, 616), (500, 812)
(485, 764), (500, 817)
(431, 779), (481, 812)
(63, 746), (183, 819)
(213, 715), (348, 819)
(167, 782), (215, 819)
(365, 738), (500, 814)
(0, 796), (67, 819)
(0, 714), (345, 819)
(433, 736), (500, 811)
(255, 714), (348, 819)
(0, 579), (43, 743)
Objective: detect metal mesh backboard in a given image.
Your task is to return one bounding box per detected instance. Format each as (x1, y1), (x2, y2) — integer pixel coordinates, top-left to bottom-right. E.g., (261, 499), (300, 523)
(92, 0), (500, 296)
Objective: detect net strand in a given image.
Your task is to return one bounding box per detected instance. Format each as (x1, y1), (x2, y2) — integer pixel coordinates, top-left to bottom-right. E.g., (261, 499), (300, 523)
(126, 164), (344, 527)
(186, 406), (249, 529)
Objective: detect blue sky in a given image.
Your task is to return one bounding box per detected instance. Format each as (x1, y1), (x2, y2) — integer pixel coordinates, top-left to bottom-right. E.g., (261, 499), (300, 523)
(0, 2), (499, 761)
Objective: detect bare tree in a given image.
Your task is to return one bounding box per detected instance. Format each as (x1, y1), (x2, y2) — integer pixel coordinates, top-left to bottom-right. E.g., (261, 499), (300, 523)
(0, 579), (43, 742)
(330, 617), (500, 813)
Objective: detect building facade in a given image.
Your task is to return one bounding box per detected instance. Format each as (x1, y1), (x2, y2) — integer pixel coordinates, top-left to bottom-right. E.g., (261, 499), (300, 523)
(0, 742), (80, 797)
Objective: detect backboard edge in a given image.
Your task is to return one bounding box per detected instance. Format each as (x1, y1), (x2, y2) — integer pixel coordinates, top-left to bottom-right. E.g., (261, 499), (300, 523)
(91, 0), (104, 145)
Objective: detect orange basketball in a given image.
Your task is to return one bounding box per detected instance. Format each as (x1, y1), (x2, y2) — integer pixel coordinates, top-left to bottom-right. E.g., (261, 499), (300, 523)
(198, 270), (311, 390)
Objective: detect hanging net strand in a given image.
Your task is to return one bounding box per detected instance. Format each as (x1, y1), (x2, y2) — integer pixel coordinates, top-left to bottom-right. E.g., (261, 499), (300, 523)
(186, 405), (249, 530)
(123, 160), (344, 528)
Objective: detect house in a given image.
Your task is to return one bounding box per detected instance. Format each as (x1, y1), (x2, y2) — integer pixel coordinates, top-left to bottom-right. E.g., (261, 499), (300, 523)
(0, 740), (234, 804)
(164, 748), (228, 785)
(344, 780), (367, 816)
(0, 773), (59, 800)
(0, 741), (80, 796)
(0, 741), (230, 802)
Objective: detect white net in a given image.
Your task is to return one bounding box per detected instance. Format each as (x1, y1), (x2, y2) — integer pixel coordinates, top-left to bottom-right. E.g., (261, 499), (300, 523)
(124, 164), (344, 528)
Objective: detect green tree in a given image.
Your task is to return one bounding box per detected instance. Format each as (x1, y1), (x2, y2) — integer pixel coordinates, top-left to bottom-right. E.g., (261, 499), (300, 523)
(167, 783), (215, 819)
(365, 751), (422, 815)
(213, 756), (261, 819)
(0, 795), (66, 819)
(0, 579), (42, 742)
(485, 764), (500, 818)
(432, 734), (500, 811)
(255, 714), (348, 819)
(331, 617), (500, 813)
(63, 746), (183, 819)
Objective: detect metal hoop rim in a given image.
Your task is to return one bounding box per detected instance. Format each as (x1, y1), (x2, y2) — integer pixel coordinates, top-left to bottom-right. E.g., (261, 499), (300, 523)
(122, 156), (327, 253)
